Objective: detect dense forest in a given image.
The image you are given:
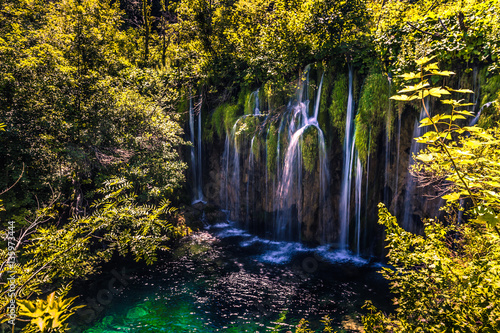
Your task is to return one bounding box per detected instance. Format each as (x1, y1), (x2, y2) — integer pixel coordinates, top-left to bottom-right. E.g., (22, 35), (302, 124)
(1, 0), (500, 331)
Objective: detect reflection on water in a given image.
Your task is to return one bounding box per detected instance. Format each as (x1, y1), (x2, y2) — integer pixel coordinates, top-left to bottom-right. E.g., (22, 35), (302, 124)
(82, 222), (390, 332)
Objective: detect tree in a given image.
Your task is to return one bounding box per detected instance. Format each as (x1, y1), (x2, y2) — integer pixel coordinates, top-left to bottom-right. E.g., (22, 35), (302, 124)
(363, 56), (500, 332)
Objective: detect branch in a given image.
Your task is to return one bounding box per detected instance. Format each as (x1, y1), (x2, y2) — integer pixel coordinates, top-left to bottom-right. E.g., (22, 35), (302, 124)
(0, 163), (24, 196)
(406, 22), (441, 38)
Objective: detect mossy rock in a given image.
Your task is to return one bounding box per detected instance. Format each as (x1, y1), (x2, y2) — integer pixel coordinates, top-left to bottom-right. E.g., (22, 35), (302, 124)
(126, 306), (149, 320)
(355, 72), (391, 165)
(329, 73), (349, 140)
(266, 123), (278, 177)
(301, 126), (319, 173)
(478, 73), (500, 128)
(205, 102), (242, 140)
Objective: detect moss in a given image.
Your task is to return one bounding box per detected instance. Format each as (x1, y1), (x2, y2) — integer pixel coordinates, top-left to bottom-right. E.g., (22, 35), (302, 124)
(237, 87), (252, 115)
(301, 126), (319, 173)
(319, 70), (334, 133)
(329, 73), (349, 140)
(266, 123), (278, 177)
(354, 73), (391, 165)
(251, 135), (261, 162)
(478, 72), (500, 128)
(204, 102), (242, 140)
(235, 115), (259, 137)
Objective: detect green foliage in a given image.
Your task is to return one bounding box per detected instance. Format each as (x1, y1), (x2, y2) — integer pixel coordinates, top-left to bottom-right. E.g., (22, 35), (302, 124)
(0, 0), (187, 221)
(235, 115), (260, 138)
(17, 289), (83, 333)
(363, 204), (500, 332)
(390, 56), (500, 225)
(329, 74), (348, 139)
(208, 103), (242, 139)
(266, 123), (278, 177)
(0, 178), (187, 328)
(478, 73), (500, 128)
(301, 126), (319, 173)
(370, 0), (500, 74)
(355, 73), (391, 165)
(364, 57), (500, 332)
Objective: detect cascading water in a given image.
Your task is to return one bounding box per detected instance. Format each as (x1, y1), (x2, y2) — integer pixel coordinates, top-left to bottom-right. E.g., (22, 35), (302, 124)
(275, 70), (330, 241)
(402, 99), (430, 232)
(189, 97), (204, 204)
(221, 66), (332, 243)
(394, 112), (401, 215)
(338, 67), (356, 250)
(354, 155), (363, 255)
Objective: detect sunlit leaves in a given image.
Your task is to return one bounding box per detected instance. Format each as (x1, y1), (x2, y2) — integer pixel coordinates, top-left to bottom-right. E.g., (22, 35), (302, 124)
(399, 72), (422, 80)
(428, 87), (451, 97)
(415, 55), (437, 65)
(364, 204), (500, 332)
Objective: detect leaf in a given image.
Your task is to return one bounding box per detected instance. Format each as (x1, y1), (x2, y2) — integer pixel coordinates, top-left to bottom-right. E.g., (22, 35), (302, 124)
(398, 81), (430, 93)
(442, 192), (461, 201)
(390, 94), (419, 101)
(446, 87), (474, 94)
(415, 55), (437, 65)
(424, 62), (439, 71)
(416, 153), (434, 162)
(430, 70), (455, 76)
(399, 72), (422, 80)
(429, 87), (451, 97)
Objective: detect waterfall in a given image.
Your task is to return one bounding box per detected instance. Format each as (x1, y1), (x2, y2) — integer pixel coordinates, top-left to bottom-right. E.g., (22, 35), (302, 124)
(338, 67), (356, 250)
(189, 97), (204, 204)
(196, 102), (203, 202)
(219, 66), (332, 244)
(364, 130), (371, 252)
(394, 113), (401, 215)
(354, 154), (363, 255)
(254, 89), (260, 115)
(402, 99), (429, 232)
(274, 71), (330, 241)
(246, 137), (255, 229)
(189, 97), (196, 200)
(469, 101), (494, 126)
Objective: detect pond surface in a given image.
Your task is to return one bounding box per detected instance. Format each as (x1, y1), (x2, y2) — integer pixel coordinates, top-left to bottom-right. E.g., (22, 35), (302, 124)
(82, 221), (391, 332)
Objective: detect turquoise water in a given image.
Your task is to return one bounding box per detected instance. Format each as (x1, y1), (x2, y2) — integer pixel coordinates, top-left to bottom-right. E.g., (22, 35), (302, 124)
(80, 222), (390, 332)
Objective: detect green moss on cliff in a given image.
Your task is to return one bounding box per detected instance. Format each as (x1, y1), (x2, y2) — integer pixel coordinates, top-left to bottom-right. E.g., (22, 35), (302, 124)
(266, 123), (278, 177)
(301, 126), (319, 173)
(251, 135), (261, 162)
(355, 73), (391, 165)
(329, 74), (348, 140)
(479, 72), (500, 128)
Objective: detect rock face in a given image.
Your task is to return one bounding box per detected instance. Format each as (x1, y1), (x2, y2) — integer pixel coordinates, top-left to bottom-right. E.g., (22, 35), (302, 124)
(192, 66), (485, 255)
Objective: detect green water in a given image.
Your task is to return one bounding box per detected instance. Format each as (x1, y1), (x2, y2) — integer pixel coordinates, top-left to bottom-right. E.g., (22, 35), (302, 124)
(78, 224), (390, 332)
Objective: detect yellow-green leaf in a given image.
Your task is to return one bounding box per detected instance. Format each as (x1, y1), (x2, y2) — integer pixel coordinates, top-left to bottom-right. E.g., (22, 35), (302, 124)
(429, 87), (451, 97)
(399, 72), (422, 80)
(415, 55), (437, 66)
(442, 192), (461, 201)
(430, 70), (455, 76)
(424, 62), (439, 71)
(446, 87), (474, 94)
(416, 153), (434, 162)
